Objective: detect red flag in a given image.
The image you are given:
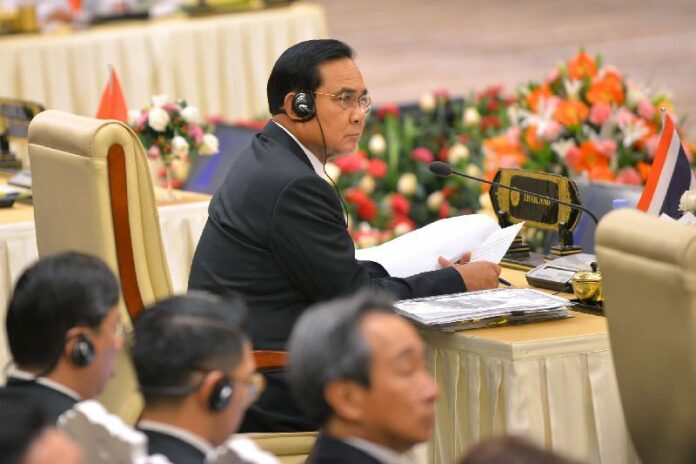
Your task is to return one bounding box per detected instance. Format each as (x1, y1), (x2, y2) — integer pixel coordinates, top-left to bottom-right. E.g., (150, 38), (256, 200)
(67, 0), (81, 12)
(95, 67), (128, 123)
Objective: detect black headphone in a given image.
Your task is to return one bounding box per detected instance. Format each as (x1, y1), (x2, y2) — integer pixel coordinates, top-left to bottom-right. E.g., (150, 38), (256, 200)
(291, 91), (316, 121)
(70, 334), (95, 367)
(140, 374), (234, 413)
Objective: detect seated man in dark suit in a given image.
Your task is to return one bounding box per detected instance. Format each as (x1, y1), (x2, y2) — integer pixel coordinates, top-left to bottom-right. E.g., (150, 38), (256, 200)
(188, 38), (500, 432)
(132, 293), (263, 464)
(0, 396), (85, 464)
(1, 252), (123, 423)
(288, 290), (440, 464)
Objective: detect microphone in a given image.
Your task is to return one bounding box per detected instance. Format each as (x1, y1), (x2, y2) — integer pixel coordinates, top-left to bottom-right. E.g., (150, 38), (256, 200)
(428, 161), (598, 224)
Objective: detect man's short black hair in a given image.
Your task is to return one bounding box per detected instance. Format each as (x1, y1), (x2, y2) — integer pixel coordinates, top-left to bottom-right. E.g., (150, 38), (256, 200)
(132, 292), (249, 406)
(6, 252), (120, 372)
(267, 39), (354, 115)
(0, 393), (52, 463)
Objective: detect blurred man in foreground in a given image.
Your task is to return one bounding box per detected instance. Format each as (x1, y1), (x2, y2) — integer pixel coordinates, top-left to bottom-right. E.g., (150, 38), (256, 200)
(132, 293), (265, 464)
(1, 252), (123, 422)
(288, 291), (439, 463)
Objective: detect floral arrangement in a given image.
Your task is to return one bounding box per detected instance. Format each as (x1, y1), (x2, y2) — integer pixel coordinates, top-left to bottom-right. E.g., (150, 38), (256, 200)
(326, 50), (694, 248)
(129, 95), (219, 190)
(482, 50), (689, 185)
(329, 88), (513, 248)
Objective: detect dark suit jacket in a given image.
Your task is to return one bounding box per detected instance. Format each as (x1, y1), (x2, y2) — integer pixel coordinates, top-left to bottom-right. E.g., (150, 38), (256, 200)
(307, 435), (385, 464)
(140, 429), (206, 464)
(188, 121), (464, 431)
(0, 377), (78, 423)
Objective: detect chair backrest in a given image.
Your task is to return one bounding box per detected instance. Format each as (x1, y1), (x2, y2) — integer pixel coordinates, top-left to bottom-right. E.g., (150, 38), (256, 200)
(28, 110), (174, 422)
(59, 400), (173, 464)
(596, 209), (696, 464)
(237, 432), (317, 464)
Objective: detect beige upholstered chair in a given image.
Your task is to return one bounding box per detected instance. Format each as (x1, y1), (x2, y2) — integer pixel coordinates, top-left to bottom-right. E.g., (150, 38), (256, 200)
(29, 109), (173, 422)
(596, 209), (696, 464)
(28, 110), (315, 460)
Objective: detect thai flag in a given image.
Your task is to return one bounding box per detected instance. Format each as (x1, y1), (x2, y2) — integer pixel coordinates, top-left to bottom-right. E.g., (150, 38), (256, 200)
(637, 112), (695, 218)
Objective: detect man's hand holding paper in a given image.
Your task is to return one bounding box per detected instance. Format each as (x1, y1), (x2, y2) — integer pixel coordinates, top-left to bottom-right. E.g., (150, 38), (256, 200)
(437, 252), (501, 292)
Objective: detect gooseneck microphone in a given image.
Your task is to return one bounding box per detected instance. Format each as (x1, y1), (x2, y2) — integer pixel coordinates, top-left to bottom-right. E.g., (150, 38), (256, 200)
(429, 161), (598, 224)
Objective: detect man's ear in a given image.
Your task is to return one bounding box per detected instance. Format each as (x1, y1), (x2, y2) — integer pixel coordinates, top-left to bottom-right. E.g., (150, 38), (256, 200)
(196, 371), (225, 411)
(324, 380), (367, 422)
(282, 92), (302, 121)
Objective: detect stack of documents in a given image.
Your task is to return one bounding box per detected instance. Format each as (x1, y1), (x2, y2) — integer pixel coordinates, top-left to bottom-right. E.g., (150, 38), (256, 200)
(394, 288), (572, 331)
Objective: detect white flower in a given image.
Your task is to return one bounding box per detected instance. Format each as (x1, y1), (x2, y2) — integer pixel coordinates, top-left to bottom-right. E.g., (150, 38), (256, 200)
(151, 94), (169, 107)
(127, 109), (140, 126)
(171, 135), (189, 158)
(419, 92), (436, 112)
(466, 164), (482, 178)
(323, 162), (341, 182)
(198, 134), (219, 155)
(427, 191), (444, 211)
(148, 107), (170, 132)
(359, 175), (376, 194)
(181, 106), (201, 124)
(397, 173), (418, 196)
(463, 107), (481, 127)
(368, 133), (387, 156)
(170, 157), (190, 179)
(479, 192), (492, 211)
(563, 79), (582, 100)
(394, 222), (413, 236)
(447, 143), (470, 164)
(551, 139), (576, 159)
(680, 190), (696, 214)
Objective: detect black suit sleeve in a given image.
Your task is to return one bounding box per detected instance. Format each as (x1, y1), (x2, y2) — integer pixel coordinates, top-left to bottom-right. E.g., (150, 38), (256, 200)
(268, 174), (465, 302)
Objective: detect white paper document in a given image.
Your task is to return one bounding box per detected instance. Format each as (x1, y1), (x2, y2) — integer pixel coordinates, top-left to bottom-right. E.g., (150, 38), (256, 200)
(355, 214), (499, 278)
(470, 222), (524, 264)
(394, 287), (572, 331)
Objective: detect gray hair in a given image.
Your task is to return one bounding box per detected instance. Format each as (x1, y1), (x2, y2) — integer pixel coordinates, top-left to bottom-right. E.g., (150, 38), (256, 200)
(287, 290), (396, 425)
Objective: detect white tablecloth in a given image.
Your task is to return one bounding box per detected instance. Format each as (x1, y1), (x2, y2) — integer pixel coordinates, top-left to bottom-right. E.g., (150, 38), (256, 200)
(0, 199), (209, 380)
(0, 3), (327, 120)
(422, 290), (640, 463)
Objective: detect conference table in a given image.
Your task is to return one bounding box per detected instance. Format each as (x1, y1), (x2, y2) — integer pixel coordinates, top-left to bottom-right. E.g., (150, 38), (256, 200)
(0, 3), (327, 121)
(423, 268), (639, 463)
(0, 185), (211, 382)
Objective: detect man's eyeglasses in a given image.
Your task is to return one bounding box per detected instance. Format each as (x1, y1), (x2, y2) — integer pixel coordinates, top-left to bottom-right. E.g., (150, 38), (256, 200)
(314, 92), (372, 113)
(233, 372), (266, 404)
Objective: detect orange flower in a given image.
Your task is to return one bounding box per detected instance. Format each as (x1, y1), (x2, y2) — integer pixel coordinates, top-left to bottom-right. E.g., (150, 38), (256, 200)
(586, 72), (625, 105)
(554, 99), (589, 127)
(567, 51), (597, 80)
(482, 134), (526, 190)
(572, 140), (609, 173)
(524, 126), (544, 151)
(636, 160), (652, 182)
(525, 84), (552, 112)
(588, 164), (616, 182)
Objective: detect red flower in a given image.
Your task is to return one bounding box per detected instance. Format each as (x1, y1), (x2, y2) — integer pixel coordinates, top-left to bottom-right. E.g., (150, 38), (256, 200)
(458, 134), (471, 144)
(390, 194), (410, 216)
(344, 188), (368, 204)
(438, 201), (451, 218)
(434, 88), (450, 100)
(390, 215), (415, 230)
(486, 99), (500, 112)
(481, 116), (502, 131)
(367, 159), (388, 178)
(333, 153), (365, 173)
(376, 103), (400, 119)
(357, 198), (377, 221)
(441, 186), (456, 199)
(484, 85), (504, 98)
(411, 147), (434, 164)
(438, 146), (449, 162)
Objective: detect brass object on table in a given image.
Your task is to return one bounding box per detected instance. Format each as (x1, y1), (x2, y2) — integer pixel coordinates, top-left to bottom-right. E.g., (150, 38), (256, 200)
(571, 262), (603, 304)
